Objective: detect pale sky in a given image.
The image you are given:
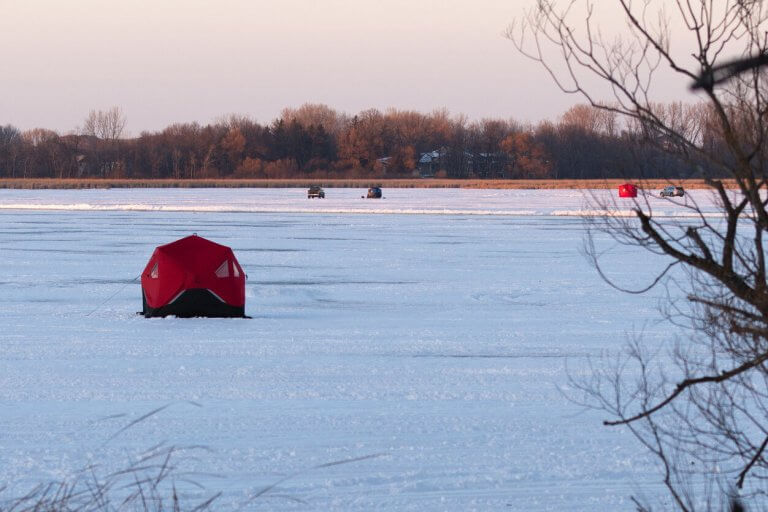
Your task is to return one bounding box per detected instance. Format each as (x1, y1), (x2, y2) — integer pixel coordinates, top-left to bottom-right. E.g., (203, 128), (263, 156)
(0, 0), (698, 135)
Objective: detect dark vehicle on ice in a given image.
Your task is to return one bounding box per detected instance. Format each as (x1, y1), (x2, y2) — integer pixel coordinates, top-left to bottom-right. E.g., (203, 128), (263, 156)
(307, 186), (325, 199)
(366, 187), (382, 199)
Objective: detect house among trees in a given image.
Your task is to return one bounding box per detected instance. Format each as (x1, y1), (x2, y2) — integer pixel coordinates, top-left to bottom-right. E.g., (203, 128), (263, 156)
(413, 148), (507, 179)
(75, 154), (87, 177)
(472, 152), (509, 179)
(417, 149), (444, 178)
(376, 156), (392, 174)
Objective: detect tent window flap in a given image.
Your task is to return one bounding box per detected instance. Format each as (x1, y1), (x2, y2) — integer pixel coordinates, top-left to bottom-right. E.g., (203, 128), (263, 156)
(215, 260), (229, 278)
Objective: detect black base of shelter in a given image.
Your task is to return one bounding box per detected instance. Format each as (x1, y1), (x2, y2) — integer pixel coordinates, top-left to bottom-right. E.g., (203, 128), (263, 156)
(142, 288), (245, 318)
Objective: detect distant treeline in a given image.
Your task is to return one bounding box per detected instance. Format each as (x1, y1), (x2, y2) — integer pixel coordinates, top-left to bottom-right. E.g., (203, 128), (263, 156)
(0, 103), (725, 180)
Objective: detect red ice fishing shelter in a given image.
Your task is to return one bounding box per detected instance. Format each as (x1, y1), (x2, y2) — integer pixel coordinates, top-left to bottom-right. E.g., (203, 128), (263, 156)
(618, 183), (638, 198)
(141, 235), (246, 318)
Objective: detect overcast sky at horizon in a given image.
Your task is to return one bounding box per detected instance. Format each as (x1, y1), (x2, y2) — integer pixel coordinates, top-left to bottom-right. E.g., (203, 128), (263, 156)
(0, 0), (699, 135)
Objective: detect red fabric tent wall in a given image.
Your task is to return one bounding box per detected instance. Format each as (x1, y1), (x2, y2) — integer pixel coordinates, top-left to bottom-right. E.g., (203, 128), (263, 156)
(618, 183), (638, 198)
(141, 235), (245, 314)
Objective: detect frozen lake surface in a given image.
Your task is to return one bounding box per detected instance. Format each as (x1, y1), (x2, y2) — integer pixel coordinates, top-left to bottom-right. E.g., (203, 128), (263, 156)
(0, 186), (722, 217)
(0, 189), (693, 510)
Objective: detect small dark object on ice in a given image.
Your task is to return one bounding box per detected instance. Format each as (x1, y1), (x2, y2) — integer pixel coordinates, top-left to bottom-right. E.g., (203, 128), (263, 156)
(308, 186), (325, 198)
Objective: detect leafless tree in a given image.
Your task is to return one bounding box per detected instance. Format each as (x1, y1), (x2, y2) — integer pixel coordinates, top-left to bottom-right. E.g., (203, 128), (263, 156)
(280, 103), (350, 135)
(511, 1), (768, 509)
(0, 125), (22, 177)
(81, 107), (127, 177)
(560, 104), (618, 137)
(82, 106), (126, 141)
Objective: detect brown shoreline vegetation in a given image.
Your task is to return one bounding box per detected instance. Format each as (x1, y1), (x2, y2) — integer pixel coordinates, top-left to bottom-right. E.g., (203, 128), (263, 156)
(0, 103), (731, 184)
(0, 178), (730, 190)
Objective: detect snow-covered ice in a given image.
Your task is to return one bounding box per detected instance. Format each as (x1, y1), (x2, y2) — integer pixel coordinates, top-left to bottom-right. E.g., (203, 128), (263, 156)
(0, 186), (722, 217)
(0, 188), (696, 510)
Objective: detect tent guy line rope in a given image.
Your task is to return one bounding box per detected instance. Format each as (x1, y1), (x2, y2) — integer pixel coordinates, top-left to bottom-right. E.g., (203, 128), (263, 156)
(86, 274), (141, 317)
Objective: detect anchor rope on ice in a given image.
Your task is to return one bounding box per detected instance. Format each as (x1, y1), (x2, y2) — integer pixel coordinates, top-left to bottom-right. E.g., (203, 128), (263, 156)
(86, 274), (141, 317)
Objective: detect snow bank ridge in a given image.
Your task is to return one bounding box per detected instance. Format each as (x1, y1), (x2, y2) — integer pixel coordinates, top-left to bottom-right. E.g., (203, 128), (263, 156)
(0, 202), (718, 217)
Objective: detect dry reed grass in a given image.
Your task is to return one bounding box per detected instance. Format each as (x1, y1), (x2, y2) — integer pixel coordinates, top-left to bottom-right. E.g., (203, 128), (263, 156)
(0, 444), (219, 511)
(0, 404), (384, 512)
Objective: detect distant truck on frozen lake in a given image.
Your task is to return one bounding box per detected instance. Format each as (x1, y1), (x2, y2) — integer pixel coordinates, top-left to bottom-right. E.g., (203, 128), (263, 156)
(660, 185), (685, 197)
(307, 186), (325, 199)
